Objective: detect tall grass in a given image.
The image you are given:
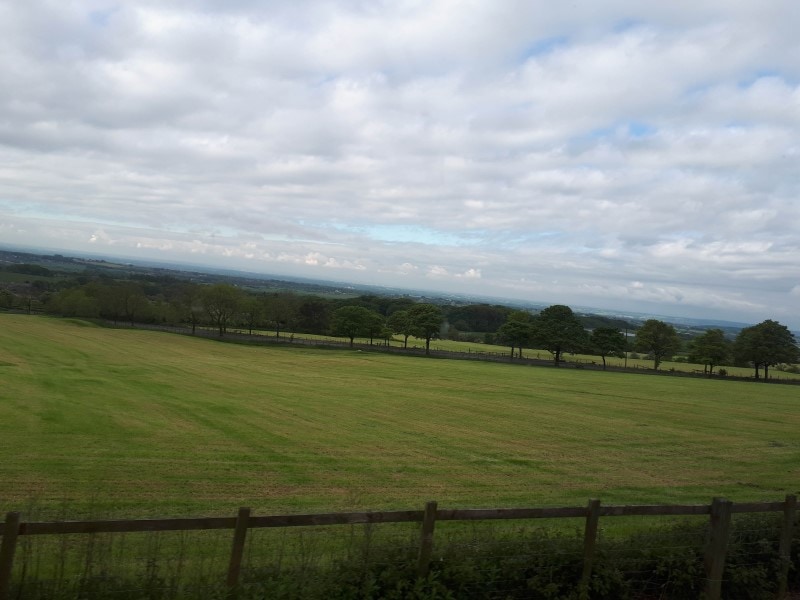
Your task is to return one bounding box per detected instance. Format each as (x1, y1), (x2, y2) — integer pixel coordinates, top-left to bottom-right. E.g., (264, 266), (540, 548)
(8, 512), (798, 599)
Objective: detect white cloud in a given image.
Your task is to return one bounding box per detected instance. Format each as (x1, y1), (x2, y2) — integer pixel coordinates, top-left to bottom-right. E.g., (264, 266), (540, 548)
(1, 1), (799, 326)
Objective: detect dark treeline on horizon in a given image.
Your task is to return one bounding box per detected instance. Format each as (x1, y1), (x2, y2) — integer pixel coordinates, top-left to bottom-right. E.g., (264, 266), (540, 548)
(1, 249), (798, 379)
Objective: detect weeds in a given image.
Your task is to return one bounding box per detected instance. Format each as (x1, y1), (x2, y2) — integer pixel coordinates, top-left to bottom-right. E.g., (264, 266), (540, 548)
(8, 513), (795, 599)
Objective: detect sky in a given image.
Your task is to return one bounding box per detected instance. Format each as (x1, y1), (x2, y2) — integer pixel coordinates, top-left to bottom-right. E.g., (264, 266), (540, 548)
(1, 1), (799, 327)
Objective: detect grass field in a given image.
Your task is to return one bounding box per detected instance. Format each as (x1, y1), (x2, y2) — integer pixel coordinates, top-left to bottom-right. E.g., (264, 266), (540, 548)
(1, 313), (799, 518)
(231, 327), (800, 380)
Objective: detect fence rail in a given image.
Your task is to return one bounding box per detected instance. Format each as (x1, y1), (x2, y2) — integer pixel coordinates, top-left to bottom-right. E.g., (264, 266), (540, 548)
(1, 495), (797, 600)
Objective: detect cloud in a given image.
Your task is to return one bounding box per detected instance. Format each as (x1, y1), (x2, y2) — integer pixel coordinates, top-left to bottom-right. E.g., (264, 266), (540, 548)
(1, 1), (799, 326)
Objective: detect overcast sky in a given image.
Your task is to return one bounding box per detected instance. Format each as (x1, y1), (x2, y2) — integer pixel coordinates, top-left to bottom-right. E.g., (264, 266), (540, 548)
(1, 1), (799, 326)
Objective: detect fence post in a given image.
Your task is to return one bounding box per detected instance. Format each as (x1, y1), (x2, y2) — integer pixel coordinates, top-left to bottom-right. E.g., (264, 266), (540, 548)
(417, 501), (438, 578)
(704, 497), (733, 600)
(578, 499), (601, 598)
(226, 507), (251, 596)
(0, 512), (21, 600)
(777, 494), (797, 600)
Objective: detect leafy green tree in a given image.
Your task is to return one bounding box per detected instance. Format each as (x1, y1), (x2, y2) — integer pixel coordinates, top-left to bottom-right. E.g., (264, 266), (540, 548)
(47, 287), (99, 318)
(444, 304), (511, 332)
(688, 329), (731, 375)
(168, 283), (204, 334)
(498, 310), (534, 359)
(733, 320), (799, 380)
(261, 292), (298, 338)
(590, 327), (626, 370)
(365, 311), (385, 345)
(296, 297), (331, 334)
(387, 310), (414, 348)
(531, 305), (588, 366)
(380, 325), (394, 347)
(90, 282), (149, 325)
(408, 303), (443, 355)
(0, 288), (16, 309)
(331, 305), (377, 347)
(240, 296), (263, 335)
(634, 320), (681, 370)
(202, 283), (244, 336)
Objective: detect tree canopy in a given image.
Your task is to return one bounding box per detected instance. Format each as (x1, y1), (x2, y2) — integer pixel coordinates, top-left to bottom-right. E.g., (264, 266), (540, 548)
(733, 320), (799, 380)
(688, 329), (731, 375)
(387, 310), (414, 349)
(590, 327), (626, 369)
(532, 305), (588, 366)
(331, 305), (378, 347)
(408, 303), (443, 355)
(634, 320), (681, 370)
(498, 310), (534, 359)
(201, 283), (244, 336)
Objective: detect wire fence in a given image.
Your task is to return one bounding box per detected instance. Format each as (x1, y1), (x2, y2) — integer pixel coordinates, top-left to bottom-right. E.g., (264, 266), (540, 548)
(2, 496), (798, 599)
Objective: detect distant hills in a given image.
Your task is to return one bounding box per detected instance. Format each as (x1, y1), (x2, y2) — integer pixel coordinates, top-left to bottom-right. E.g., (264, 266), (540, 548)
(0, 244), (773, 336)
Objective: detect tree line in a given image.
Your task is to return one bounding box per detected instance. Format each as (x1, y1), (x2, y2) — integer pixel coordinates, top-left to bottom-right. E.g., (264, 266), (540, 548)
(496, 305), (798, 379)
(3, 269), (798, 379)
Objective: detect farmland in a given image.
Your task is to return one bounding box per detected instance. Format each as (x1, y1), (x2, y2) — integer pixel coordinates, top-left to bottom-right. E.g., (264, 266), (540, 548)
(1, 313), (798, 518)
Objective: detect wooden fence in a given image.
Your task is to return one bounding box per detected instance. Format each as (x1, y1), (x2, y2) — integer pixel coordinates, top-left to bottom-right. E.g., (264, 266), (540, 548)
(1, 495), (797, 600)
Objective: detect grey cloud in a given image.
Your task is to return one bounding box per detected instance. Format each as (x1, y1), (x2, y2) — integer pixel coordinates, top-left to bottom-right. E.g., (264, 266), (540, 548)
(2, 1), (799, 326)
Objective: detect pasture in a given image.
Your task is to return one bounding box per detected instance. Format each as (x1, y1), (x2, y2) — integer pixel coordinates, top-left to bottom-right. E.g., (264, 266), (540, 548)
(1, 313), (798, 518)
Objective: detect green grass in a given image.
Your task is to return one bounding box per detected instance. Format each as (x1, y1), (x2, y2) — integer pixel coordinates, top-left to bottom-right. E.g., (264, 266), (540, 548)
(231, 327), (800, 380)
(1, 314), (799, 518)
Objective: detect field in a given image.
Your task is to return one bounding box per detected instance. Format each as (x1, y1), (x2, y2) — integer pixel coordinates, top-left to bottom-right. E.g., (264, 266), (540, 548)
(1, 313), (799, 518)
(231, 327), (800, 380)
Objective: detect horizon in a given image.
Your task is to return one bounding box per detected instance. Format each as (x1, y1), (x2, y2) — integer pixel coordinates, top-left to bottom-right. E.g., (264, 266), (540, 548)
(1, 2), (799, 329)
(2, 242), (782, 332)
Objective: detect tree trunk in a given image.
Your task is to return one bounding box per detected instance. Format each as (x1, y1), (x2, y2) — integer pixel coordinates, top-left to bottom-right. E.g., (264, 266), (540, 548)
(601, 356), (606, 370)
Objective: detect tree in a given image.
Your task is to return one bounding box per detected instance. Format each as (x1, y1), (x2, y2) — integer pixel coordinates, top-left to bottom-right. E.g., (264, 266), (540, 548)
(296, 297), (331, 334)
(733, 320), (799, 380)
(168, 283), (204, 334)
(688, 329), (731, 375)
(408, 303), (443, 355)
(590, 327), (626, 370)
(634, 320), (681, 370)
(262, 292), (298, 338)
(531, 305), (588, 366)
(387, 310), (414, 349)
(202, 284), (244, 336)
(498, 311), (533, 359)
(47, 287), (99, 318)
(444, 304), (511, 332)
(331, 305), (377, 347)
(365, 311), (385, 345)
(240, 297), (263, 335)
